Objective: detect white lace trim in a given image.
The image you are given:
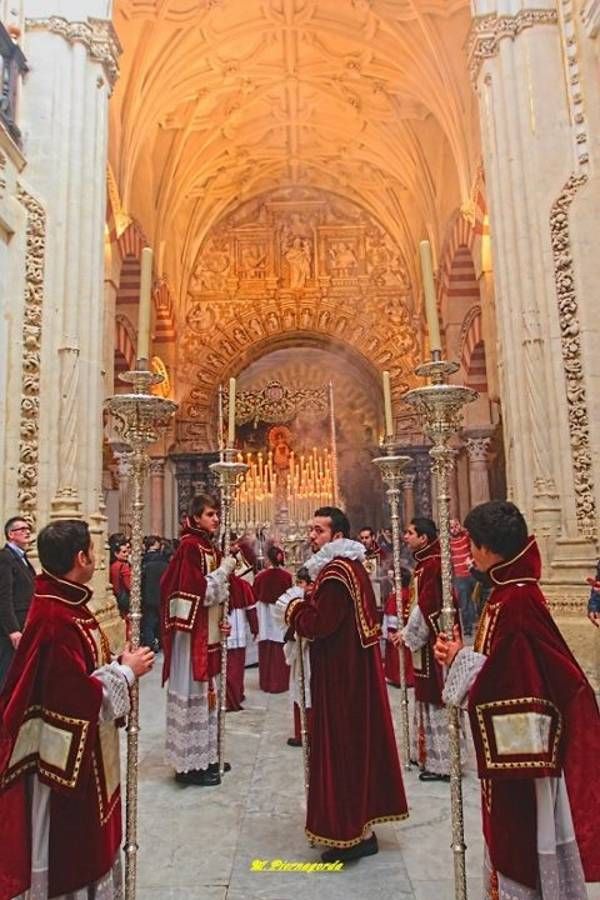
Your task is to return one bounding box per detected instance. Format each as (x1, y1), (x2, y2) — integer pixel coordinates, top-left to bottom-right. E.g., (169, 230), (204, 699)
(305, 538), (365, 581)
(165, 687), (219, 772)
(442, 648), (486, 707)
(402, 605), (429, 652)
(94, 663), (132, 721)
(204, 567), (229, 607)
(412, 701), (452, 775)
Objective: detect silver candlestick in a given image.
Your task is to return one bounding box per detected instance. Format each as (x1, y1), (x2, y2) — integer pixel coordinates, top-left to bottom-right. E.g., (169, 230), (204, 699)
(404, 358), (477, 900)
(372, 446), (412, 770)
(209, 449), (248, 778)
(105, 365), (177, 900)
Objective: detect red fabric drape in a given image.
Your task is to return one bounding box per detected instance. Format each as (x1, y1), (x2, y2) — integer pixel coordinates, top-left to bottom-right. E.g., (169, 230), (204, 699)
(258, 641), (289, 693)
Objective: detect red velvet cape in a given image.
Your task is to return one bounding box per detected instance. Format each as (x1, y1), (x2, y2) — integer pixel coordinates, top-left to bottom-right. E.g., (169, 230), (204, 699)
(468, 538), (600, 888)
(253, 566), (293, 604)
(286, 556), (408, 847)
(160, 526), (222, 685)
(411, 539), (447, 705)
(0, 573), (122, 898)
(229, 575), (258, 635)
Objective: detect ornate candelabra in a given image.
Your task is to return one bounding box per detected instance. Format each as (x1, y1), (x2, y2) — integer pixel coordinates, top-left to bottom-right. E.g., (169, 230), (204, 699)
(372, 446), (412, 770)
(209, 449), (249, 777)
(105, 367), (177, 900)
(404, 359), (476, 900)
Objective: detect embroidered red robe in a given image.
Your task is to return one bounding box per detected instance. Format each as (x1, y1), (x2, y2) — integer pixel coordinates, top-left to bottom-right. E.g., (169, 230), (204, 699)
(468, 538), (600, 889)
(286, 556), (408, 847)
(411, 539), (446, 706)
(226, 576), (258, 711)
(0, 573), (123, 898)
(383, 588), (414, 688)
(160, 526), (222, 686)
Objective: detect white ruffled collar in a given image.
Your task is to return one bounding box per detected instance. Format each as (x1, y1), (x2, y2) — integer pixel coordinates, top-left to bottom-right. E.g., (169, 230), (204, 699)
(305, 538), (366, 580)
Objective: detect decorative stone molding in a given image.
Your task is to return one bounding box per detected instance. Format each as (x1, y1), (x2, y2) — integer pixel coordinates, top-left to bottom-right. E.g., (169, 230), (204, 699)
(149, 457), (166, 478)
(557, 0), (589, 168)
(468, 9), (559, 82)
(464, 435), (491, 466)
(581, 0), (600, 37)
(0, 150), (6, 198)
(16, 184), (46, 529)
(550, 173), (596, 539)
(24, 17), (122, 90)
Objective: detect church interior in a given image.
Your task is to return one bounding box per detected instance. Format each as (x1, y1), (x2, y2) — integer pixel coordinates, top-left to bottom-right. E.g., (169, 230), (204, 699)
(1, 0), (600, 896)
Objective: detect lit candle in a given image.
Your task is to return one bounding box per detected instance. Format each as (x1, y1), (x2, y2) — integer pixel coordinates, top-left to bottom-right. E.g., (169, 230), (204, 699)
(137, 247), (153, 362)
(227, 377), (236, 446)
(382, 370), (393, 438)
(419, 240), (442, 354)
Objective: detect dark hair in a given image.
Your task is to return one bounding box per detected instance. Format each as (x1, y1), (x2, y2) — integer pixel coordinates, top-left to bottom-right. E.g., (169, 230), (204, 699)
(144, 535), (161, 552)
(4, 516), (29, 540)
(359, 526), (375, 536)
(38, 520), (92, 576)
(411, 517), (438, 543)
(314, 506), (351, 539)
(464, 501), (528, 561)
(268, 545), (285, 567)
(189, 493), (219, 519)
(296, 566), (311, 584)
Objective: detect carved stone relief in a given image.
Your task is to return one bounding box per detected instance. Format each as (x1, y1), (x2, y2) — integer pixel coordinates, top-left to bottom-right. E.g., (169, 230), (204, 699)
(467, 9), (559, 83)
(16, 185), (46, 529)
(25, 17), (122, 91)
(179, 187), (419, 451)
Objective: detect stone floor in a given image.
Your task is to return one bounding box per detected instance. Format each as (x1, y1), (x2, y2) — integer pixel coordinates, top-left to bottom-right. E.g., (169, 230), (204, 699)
(133, 662), (600, 900)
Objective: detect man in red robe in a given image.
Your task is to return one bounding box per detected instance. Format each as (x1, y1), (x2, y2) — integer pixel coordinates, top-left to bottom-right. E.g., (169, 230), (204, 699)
(255, 545), (292, 693)
(226, 575), (258, 711)
(392, 517), (455, 781)
(280, 506), (408, 862)
(160, 494), (236, 786)
(382, 569), (414, 689)
(0, 519), (154, 899)
(435, 501), (600, 898)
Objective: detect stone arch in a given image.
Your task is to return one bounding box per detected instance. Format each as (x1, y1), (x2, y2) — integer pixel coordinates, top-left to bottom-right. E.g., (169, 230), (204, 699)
(460, 306), (488, 394)
(114, 314), (136, 384)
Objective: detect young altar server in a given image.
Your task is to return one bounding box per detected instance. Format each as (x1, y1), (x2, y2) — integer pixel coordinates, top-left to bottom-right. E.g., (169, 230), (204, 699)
(281, 566), (313, 746)
(226, 574), (258, 711)
(255, 545), (292, 693)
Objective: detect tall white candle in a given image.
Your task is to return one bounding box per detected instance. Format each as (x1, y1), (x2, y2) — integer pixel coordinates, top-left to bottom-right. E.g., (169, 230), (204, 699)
(227, 377), (236, 446)
(137, 247), (153, 361)
(382, 370), (393, 438)
(419, 240), (442, 354)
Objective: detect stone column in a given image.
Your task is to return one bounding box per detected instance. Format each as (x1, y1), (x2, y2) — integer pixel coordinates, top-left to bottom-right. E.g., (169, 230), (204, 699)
(149, 457), (166, 536)
(465, 433), (492, 507)
(20, 4), (120, 524)
(113, 449), (131, 536)
(469, 1), (597, 569)
(403, 473), (416, 526)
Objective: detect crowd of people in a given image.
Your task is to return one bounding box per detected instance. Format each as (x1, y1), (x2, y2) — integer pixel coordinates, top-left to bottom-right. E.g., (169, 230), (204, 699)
(0, 500), (598, 898)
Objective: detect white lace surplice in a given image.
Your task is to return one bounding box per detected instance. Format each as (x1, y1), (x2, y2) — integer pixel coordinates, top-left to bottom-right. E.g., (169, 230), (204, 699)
(165, 567), (228, 773)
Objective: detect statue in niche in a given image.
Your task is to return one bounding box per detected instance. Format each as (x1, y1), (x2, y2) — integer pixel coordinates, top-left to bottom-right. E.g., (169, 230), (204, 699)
(240, 244), (267, 279)
(283, 235), (312, 289)
(366, 230), (409, 288)
(265, 311), (280, 333)
(329, 241), (359, 275)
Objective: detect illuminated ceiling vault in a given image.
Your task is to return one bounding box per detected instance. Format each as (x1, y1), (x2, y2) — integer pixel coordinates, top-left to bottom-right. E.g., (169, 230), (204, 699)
(111, 0), (478, 309)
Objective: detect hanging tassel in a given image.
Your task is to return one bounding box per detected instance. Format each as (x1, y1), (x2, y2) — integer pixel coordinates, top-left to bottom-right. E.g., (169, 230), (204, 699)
(208, 679), (217, 712)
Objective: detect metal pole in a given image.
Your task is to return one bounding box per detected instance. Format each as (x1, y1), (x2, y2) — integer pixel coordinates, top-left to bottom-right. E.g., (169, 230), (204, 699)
(297, 636), (310, 800)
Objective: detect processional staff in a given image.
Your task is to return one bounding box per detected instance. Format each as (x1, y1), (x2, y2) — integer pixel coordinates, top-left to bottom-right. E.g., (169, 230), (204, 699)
(105, 246), (178, 900)
(403, 240), (477, 900)
(210, 378), (248, 778)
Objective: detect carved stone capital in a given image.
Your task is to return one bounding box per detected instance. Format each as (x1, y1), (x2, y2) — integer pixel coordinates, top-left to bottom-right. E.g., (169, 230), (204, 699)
(464, 435), (492, 466)
(149, 457), (166, 478)
(24, 16), (122, 89)
(468, 9), (559, 83)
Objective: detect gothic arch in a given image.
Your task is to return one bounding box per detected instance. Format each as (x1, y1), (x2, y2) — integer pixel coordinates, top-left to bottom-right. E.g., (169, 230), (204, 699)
(114, 314), (136, 384)
(460, 307), (488, 394)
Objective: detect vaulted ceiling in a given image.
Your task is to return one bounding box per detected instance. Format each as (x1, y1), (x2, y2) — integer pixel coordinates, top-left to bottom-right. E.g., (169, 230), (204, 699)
(110, 0), (479, 313)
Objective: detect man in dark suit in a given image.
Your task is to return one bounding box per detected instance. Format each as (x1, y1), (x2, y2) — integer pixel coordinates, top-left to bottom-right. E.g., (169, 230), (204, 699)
(0, 516), (35, 686)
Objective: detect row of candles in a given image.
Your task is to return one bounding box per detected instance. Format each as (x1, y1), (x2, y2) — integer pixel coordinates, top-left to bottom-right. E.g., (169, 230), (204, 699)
(231, 447), (335, 529)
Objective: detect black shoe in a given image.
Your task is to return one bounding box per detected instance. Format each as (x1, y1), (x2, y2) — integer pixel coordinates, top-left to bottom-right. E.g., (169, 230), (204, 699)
(321, 833), (378, 864)
(208, 761), (231, 774)
(418, 771), (451, 782)
(287, 737), (302, 747)
(174, 768), (221, 786)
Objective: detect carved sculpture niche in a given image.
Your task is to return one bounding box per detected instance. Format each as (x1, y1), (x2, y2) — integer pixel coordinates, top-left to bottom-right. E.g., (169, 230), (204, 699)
(178, 187), (420, 451)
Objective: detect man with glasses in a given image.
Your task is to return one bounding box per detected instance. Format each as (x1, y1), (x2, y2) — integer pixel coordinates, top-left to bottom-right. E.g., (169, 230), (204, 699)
(0, 516), (35, 685)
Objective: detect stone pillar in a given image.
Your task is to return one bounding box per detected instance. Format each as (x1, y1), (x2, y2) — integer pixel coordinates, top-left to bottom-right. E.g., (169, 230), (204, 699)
(20, 4), (120, 524)
(465, 433), (492, 507)
(149, 457), (166, 536)
(403, 473), (416, 527)
(113, 449), (131, 536)
(469, 2), (597, 569)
